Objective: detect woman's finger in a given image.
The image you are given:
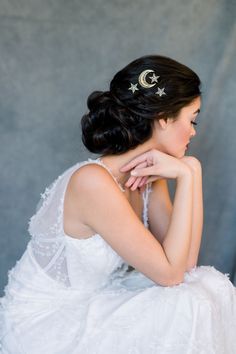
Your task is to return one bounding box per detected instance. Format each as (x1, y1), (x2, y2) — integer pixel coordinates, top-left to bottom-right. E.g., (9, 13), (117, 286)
(119, 152), (151, 172)
(124, 161), (147, 187)
(130, 176), (143, 191)
(125, 175), (148, 190)
(131, 165), (159, 177)
(126, 176), (142, 189)
(125, 175), (137, 187)
(124, 160), (148, 173)
(139, 176), (148, 187)
(139, 185), (146, 193)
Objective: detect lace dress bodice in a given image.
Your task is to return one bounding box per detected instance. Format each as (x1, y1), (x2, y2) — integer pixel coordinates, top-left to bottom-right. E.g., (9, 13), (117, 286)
(27, 158), (152, 294)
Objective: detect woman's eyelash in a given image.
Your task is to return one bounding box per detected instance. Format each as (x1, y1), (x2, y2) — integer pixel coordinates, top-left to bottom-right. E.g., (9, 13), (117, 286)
(191, 121), (198, 126)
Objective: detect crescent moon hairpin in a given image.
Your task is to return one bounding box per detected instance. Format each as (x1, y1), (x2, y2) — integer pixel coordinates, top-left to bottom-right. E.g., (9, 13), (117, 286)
(138, 69), (156, 88)
(128, 69), (166, 96)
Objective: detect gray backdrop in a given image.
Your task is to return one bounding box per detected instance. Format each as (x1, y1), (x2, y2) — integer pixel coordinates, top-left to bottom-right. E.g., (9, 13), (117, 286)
(0, 0), (236, 295)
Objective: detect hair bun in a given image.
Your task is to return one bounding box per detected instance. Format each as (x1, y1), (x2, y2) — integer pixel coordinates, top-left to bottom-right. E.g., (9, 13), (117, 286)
(87, 91), (112, 112)
(81, 89), (150, 155)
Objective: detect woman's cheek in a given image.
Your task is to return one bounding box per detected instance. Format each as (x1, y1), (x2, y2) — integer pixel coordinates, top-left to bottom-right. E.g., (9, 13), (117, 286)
(178, 125), (190, 144)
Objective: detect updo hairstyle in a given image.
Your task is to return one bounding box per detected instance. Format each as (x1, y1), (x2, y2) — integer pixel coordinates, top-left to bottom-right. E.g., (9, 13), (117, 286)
(81, 55), (201, 155)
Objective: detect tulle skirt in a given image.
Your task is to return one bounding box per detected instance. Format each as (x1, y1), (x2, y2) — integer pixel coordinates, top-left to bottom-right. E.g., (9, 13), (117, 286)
(1, 248), (236, 354)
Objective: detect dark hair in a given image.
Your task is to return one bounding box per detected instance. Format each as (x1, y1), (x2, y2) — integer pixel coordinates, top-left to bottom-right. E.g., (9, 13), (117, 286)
(81, 55), (201, 155)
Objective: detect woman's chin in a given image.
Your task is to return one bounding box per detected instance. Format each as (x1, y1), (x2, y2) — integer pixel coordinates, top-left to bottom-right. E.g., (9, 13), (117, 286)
(160, 147), (186, 159)
(174, 151), (186, 159)
(169, 150), (185, 159)
(178, 147), (189, 158)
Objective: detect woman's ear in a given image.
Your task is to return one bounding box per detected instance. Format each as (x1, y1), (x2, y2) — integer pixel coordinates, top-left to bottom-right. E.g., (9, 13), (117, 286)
(158, 118), (172, 130)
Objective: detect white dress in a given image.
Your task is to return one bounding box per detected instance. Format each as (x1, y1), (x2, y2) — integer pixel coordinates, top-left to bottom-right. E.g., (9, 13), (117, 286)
(0, 158), (236, 354)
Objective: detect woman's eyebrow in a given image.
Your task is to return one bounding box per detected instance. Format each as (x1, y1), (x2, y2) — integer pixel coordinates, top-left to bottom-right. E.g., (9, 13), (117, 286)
(193, 108), (201, 114)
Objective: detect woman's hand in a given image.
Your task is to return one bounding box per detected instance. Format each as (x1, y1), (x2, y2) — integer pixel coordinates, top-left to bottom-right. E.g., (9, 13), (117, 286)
(120, 149), (191, 191)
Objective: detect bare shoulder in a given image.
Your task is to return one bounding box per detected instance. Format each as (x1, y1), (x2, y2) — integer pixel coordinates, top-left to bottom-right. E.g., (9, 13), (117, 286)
(68, 162), (142, 238)
(67, 162), (127, 220)
(63, 163), (123, 238)
(69, 162), (122, 196)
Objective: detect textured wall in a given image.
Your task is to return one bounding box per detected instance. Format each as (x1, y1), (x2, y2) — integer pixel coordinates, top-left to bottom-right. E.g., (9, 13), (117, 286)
(0, 0), (235, 294)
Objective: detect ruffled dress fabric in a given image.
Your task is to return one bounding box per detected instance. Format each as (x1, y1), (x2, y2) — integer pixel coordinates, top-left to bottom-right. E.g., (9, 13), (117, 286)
(0, 158), (235, 354)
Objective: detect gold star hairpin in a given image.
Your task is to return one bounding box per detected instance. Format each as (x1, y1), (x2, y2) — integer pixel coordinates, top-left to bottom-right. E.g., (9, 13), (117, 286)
(128, 83), (139, 93)
(128, 69), (166, 97)
(155, 87), (166, 97)
(149, 73), (160, 83)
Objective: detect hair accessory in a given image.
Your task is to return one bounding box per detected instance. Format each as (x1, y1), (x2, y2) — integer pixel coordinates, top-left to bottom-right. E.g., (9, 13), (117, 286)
(128, 69), (166, 96)
(155, 87), (166, 97)
(138, 69), (157, 88)
(149, 73), (160, 83)
(128, 83), (139, 93)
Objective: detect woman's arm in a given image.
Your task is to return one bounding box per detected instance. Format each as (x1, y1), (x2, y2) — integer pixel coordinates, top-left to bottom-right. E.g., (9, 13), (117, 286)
(181, 157), (203, 271)
(148, 179), (172, 245)
(147, 156), (203, 271)
(120, 149), (194, 277)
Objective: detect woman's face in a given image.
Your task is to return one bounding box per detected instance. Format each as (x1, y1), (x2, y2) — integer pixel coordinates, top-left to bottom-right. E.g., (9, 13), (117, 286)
(152, 96), (201, 158)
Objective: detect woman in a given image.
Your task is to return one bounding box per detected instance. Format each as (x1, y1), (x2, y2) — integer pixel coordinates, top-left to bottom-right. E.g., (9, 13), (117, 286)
(1, 55), (235, 353)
